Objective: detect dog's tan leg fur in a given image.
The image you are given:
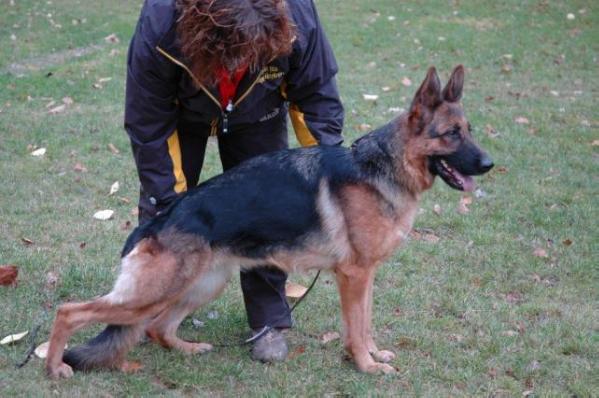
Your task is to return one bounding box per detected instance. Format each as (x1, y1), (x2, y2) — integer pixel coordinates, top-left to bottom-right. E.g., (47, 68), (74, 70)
(336, 265), (395, 374)
(364, 271), (396, 363)
(146, 266), (232, 354)
(46, 298), (171, 379)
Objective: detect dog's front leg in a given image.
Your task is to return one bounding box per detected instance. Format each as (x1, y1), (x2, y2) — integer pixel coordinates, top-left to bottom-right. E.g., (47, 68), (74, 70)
(364, 270), (396, 363)
(336, 266), (396, 374)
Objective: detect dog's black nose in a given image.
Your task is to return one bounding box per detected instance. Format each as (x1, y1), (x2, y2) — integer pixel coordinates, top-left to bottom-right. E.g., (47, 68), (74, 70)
(478, 154), (494, 173)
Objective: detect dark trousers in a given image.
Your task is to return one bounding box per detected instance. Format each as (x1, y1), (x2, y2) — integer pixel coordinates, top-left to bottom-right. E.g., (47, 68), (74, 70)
(138, 117), (292, 329)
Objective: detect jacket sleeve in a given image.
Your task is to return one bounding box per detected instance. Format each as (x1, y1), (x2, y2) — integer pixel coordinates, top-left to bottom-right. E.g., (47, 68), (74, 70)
(124, 10), (186, 210)
(285, 0), (344, 147)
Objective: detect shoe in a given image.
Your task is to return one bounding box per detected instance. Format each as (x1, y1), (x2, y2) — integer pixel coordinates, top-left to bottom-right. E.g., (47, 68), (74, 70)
(250, 328), (288, 363)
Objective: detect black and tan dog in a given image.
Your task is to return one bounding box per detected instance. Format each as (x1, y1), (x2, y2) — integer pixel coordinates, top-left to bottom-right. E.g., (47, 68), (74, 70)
(46, 65), (493, 378)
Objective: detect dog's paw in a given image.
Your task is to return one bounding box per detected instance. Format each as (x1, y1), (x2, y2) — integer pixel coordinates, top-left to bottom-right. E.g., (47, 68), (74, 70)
(361, 362), (397, 375)
(187, 342), (213, 354)
(372, 349), (396, 363)
(47, 362), (74, 379)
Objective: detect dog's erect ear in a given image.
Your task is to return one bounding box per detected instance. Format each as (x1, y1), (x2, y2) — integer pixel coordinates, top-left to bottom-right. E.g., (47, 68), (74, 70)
(442, 65), (464, 102)
(410, 66), (442, 111)
(138, 236), (163, 256)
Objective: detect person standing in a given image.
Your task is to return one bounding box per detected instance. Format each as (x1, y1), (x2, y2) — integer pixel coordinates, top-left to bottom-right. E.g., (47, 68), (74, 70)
(125, 0), (343, 362)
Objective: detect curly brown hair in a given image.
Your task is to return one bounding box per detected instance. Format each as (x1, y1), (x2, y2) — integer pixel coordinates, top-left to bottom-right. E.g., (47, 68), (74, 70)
(176, 0), (296, 87)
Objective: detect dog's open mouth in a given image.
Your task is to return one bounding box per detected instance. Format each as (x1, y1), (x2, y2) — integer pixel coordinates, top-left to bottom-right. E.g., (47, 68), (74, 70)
(431, 157), (475, 192)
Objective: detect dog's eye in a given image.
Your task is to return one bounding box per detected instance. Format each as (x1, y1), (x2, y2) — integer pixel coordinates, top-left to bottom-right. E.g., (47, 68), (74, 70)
(445, 128), (460, 139)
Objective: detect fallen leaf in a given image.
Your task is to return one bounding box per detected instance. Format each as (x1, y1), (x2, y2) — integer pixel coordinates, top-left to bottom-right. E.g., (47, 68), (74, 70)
(207, 310), (219, 320)
(21, 237), (34, 245)
(46, 271), (58, 289)
(362, 94), (379, 101)
(93, 210), (114, 220)
(104, 33), (120, 43)
(191, 318), (205, 329)
(92, 83), (103, 89)
(522, 390), (534, 397)
(401, 77), (412, 87)
(433, 204), (442, 215)
(515, 116), (530, 125)
(0, 265), (18, 286)
(285, 281), (308, 298)
(79, 242), (87, 249)
(73, 162), (87, 173)
(121, 220), (132, 230)
(501, 330), (519, 337)
(0, 330), (28, 345)
(505, 291), (523, 304)
(34, 341), (68, 359)
(381, 86), (391, 92)
(288, 345), (306, 360)
(320, 331), (340, 344)
(448, 333), (464, 342)
(496, 166), (509, 174)
(48, 104), (66, 114)
(109, 181), (120, 195)
(410, 229), (440, 243)
(550, 90), (559, 97)
(98, 77), (112, 83)
(533, 248), (548, 258)
(31, 147), (47, 156)
(62, 96), (74, 106)
(357, 123), (372, 132)
(527, 360), (541, 372)
(562, 239), (572, 246)
(108, 143), (120, 154)
(131, 207), (139, 217)
(487, 367), (497, 379)
(485, 124), (500, 138)
(591, 140), (599, 147)
(457, 196), (472, 214)
(566, 13), (575, 20)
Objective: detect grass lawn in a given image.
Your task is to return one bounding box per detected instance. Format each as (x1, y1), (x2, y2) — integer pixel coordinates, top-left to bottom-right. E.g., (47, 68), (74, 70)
(0, 0), (597, 396)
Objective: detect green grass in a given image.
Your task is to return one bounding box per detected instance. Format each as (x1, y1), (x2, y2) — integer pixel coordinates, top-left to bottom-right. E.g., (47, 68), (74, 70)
(1, 0), (597, 396)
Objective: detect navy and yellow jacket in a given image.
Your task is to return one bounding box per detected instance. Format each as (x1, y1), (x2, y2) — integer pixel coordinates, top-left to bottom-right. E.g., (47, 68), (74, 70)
(124, 0), (344, 207)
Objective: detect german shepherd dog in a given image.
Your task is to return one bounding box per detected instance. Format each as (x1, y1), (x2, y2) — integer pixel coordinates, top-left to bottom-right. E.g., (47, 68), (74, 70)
(46, 65), (493, 378)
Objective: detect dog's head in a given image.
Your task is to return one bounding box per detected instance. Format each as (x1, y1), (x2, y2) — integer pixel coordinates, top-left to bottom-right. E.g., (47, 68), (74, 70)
(406, 65), (493, 191)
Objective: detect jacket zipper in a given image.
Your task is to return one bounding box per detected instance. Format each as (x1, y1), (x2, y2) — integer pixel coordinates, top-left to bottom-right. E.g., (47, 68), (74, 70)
(156, 46), (265, 135)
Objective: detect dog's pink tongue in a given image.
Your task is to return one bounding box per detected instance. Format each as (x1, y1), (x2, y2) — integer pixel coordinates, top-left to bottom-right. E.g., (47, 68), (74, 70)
(461, 175), (475, 192)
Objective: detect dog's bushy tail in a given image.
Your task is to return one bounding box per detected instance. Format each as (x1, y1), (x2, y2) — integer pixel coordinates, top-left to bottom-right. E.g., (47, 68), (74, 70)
(62, 324), (144, 371)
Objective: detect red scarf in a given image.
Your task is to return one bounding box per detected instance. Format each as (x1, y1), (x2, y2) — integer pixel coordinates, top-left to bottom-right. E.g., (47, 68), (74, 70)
(216, 66), (248, 110)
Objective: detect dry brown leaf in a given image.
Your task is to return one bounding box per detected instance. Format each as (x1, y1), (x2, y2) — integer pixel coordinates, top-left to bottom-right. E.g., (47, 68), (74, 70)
(131, 207), (139, 217)
(410, 229), (440, 243)
(357, 123), (372, 132)
(457, 196), (472, 214)
(93, 210), (114, 220)
(73, 162), (87, 173)
(98, 77), (112, 83)
(515, 116), (530, 125)
(533, 248), (548, 258)
(0, 330), (28, 345)
(285, 281), (308, 298)
(104, 33), (120, 43)
(562, 239), (573, 246)
(46, 271), (59, 289)
(62, 96), (74, 105)
(485, 124), (500, 138)
(0, 265), (18, 286)
(108, 143), (120, 154)
(21, 237), (34, 245)
(591, 140), (599, 147)
(505, 291), (523, 304)
(320, 331), (340, 344)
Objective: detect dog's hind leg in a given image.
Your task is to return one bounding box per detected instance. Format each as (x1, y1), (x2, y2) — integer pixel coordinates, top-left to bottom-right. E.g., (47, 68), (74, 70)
(364, 271), (396, 363)
(336, 264), (396, 375)
(146, 266), (233, 355)
(46, 297), (171, 379)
